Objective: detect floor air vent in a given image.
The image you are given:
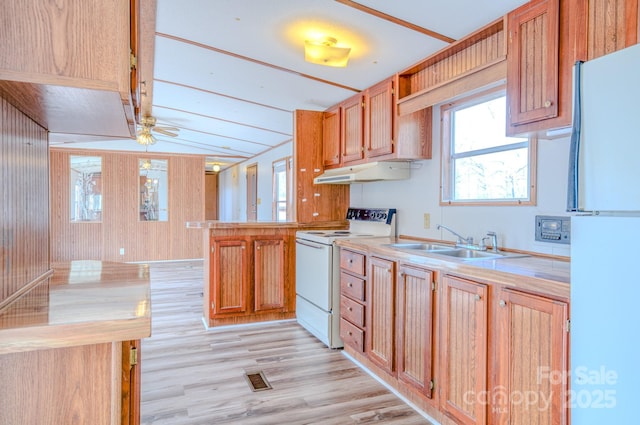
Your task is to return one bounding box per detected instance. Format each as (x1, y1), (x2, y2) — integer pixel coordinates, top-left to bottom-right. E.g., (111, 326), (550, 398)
(245, 371), (272, 392)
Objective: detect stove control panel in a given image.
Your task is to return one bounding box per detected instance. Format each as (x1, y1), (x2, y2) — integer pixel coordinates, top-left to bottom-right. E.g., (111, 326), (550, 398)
(346, 208), (396, 224)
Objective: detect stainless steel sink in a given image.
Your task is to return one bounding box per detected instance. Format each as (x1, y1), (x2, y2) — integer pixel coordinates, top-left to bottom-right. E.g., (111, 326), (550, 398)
(430, 249), (529, 260)
(383, 242), (453, 251)
(384, 242), (529, 260)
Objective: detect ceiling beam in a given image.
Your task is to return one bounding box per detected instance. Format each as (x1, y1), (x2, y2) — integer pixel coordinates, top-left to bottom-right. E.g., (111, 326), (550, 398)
(335, 0), (456, 44)
(156, 33), (362, 93)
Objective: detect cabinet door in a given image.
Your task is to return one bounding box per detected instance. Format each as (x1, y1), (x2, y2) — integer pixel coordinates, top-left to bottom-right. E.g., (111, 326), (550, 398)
(211, 238), (249, 316)
(494, 289), (569, 425)
(507, 0), (560, 126)
(366, 78), (394, 158)
(441, 275), (488, 425)
(121, 340), (141, 425)
(366, 257), (396, 374)
(341, 94), (365, 164)
(587, 0), (639, 59)
(322, 106), (341, 168)
(396, 265), (435, 398)
(254, 238), (286, 312)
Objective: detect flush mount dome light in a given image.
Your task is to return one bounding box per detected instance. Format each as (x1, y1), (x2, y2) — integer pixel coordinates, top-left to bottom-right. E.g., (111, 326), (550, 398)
(304, 36), (351, 67)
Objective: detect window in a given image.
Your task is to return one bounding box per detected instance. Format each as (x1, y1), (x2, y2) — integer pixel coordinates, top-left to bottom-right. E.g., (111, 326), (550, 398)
(139, 158), (169, 221)
(441, 88), (536, 205)
(272, 157), (292, 221)
(70, 155), (102, 222)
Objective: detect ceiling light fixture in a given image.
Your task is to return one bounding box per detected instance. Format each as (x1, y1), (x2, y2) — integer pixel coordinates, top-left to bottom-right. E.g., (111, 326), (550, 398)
(212, 164), (221, 172)
(136, 126), (156, 146)
(304, 36), (351, 67)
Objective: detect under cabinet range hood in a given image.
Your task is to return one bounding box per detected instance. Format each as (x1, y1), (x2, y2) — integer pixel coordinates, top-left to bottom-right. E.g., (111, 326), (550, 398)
(313, 161), (411, 184)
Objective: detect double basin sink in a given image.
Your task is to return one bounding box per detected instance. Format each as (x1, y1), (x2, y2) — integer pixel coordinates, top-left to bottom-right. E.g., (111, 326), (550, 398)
(383, 242), (529, 261)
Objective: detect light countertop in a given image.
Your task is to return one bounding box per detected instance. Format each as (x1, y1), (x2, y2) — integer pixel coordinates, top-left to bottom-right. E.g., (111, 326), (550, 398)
(0, 261), (151, 355)
(336, 237), (570, 300)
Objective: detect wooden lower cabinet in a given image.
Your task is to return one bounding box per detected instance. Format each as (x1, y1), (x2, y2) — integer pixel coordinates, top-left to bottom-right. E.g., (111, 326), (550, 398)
(366, 256), (396, 374)
(205, 228), (296, 327)
(121, 340), (141, 425)
(396, 264), (435, 398)
(339, 250), (570, 425)
(441, 275), (489, 425)
(339, 249), (367, 352)
(0, 340), (140, 425)
(211, 237), (249, 316)
(254, 238), (286, 312)
(492, 289), (569, 425)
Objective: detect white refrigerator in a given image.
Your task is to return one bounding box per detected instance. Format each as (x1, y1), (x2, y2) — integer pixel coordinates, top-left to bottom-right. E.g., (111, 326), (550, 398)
(568, 42), (640, 423)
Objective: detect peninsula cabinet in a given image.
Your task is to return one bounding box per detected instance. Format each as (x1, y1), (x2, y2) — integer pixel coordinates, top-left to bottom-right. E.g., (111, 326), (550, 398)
(440, 275), (489, 425)
(203, 226), (296, 327)
(0, 0), (137, 137)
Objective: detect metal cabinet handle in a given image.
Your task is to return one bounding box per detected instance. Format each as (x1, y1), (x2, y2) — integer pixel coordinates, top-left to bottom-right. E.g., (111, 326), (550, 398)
(348, 283), (353, 287)
(499, 299), (507, 307)
(474, 294), (481, 301)
(544, 100), (552, 108)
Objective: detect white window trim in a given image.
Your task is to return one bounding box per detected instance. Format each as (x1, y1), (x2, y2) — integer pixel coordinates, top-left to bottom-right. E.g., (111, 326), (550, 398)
(440, 87), (537, 206)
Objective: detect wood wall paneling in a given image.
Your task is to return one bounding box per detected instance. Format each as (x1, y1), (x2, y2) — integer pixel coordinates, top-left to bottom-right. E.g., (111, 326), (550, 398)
(0, 97), (49, 306)
(50, 149), (204, 263)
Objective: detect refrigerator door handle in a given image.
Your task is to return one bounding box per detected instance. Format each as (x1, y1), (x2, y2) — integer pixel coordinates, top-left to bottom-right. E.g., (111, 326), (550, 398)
(567, 61), (584, 212)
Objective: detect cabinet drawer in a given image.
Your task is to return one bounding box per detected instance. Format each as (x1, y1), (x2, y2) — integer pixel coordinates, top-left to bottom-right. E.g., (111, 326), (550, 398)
(340, 295), (365, 328)
(340, 272), (365, 301)
(340, 318), (364, 352)
(340, 249), (365, 276)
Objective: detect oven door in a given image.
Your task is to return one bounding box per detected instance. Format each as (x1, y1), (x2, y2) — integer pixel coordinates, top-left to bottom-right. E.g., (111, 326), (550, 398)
(295, 238), (333, 311)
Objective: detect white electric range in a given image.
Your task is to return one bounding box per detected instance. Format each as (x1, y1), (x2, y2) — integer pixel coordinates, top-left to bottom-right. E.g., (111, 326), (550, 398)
(295, 208), (397, 348)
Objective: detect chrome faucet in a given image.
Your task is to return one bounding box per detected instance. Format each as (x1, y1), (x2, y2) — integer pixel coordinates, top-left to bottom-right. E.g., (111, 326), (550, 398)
(436, 224), (474, 247)
(481, 231), (499, 252)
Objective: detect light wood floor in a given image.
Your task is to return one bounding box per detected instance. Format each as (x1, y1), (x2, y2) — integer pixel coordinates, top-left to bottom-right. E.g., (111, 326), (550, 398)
(140, 261), (432, 424)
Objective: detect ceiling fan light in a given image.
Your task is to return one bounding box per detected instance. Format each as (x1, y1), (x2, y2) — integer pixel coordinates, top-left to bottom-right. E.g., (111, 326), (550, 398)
(304, 37), (351, 67)
(136, 127), (156, 146)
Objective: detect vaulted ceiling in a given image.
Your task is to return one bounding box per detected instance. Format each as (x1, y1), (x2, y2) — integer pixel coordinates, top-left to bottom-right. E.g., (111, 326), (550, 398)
(51, 0), (528, 171)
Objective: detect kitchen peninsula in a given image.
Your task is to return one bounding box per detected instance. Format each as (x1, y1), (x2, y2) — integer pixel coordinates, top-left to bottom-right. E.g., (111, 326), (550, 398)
(0, 261), (151, 425)
(187, 220), (346, 328)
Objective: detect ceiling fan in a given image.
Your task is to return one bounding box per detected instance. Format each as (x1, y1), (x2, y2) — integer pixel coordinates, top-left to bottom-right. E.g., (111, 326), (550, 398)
(136, 116), (179, 146)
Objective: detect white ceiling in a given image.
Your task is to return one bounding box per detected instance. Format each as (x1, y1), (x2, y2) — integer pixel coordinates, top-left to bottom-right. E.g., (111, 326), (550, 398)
(51, 0), (528, 171)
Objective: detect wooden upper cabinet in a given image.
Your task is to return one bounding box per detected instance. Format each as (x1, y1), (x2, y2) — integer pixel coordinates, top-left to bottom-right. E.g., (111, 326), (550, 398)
(441, 275), (488, 425)
(587, 0), (639, 60)
(507, 0), (560, 127)
(493, 289), (569, 425)
(322, 105), (341, 168)
(294, 110), (349, 223)
(366, 78), (395, 159)
(0, 0), (136, 137)
(366, 256), (396, 375)
(396, 264), (435, 398)
(341, 93), (366, 165)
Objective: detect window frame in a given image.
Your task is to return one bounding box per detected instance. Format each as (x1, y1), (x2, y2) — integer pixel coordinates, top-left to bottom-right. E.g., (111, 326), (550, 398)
(272, 156), (292, 221)
(440, 87), (537, 206)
